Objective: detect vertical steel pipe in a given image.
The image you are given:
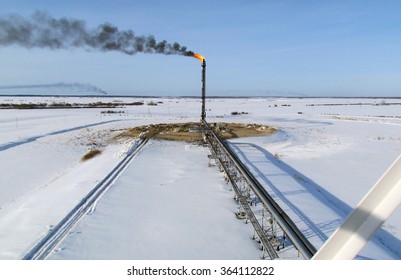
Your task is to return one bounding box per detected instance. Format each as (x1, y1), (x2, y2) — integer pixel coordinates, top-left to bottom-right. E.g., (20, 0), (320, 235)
(201, 59), (206, 121)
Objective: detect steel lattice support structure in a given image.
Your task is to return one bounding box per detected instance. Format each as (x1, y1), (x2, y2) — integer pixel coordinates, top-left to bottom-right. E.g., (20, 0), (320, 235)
(205, 127), (279, 259)
(201, 120), (317, 259)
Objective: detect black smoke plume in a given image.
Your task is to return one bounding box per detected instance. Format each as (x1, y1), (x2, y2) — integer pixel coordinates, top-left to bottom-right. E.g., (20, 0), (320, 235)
(0, 11), (195, 57)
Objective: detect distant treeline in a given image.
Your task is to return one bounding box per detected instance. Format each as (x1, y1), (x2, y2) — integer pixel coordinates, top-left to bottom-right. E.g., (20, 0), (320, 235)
(0, 94), (400, 99)
(307, 102), (401, 107)
(0, 101), (144, 109)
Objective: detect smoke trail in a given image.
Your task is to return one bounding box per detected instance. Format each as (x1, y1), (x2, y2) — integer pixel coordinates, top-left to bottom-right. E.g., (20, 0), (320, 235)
(0, 82), (108, 95)
(0, 11), (195, 57)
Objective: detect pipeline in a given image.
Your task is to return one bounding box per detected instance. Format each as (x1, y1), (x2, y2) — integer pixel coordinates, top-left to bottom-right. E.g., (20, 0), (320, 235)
(202, 120), (317, 259)
(22, 137), (149, 260)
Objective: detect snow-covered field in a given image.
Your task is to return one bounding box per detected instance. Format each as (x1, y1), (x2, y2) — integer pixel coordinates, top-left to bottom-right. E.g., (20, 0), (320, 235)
(0, 96), (400, 260)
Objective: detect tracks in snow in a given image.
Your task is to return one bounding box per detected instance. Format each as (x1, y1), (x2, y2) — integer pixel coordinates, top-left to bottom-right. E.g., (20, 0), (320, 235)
(22, 137), (149, 260)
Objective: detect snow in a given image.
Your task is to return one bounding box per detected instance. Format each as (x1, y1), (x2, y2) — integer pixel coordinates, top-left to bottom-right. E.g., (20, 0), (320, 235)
(49, 141), (261, 260)
(0, 96), (400, 260)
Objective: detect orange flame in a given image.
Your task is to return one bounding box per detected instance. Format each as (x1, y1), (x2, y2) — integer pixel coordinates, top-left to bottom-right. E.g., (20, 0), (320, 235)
(193, 53), (205, 62)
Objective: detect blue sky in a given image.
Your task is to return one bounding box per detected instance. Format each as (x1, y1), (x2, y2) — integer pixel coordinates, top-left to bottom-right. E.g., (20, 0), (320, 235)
(1, 0), (400, 96)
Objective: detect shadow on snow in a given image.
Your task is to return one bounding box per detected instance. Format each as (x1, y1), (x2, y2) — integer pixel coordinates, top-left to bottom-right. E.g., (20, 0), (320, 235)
(0, 120), (122, 152)
(228, 141), (401, 259)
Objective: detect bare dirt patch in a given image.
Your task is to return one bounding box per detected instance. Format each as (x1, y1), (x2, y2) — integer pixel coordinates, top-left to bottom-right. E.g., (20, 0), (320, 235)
(81, 149), (102, 161)
(209, 122), (277, 140)
(116, 122), (277, 142)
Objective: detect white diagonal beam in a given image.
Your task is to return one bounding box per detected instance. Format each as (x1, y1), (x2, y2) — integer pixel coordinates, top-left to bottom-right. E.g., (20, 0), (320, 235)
(313, 154), (401, 260)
